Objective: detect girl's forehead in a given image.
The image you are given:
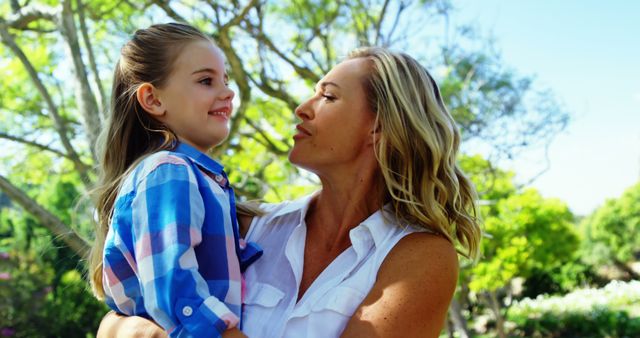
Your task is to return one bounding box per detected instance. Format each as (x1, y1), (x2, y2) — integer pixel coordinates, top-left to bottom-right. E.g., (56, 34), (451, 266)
(173, 40), (226, 73)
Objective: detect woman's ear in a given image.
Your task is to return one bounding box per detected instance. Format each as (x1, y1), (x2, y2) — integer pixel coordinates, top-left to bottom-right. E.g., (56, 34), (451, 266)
(136, 83), (165, 118)
(368, 123), (381, 146)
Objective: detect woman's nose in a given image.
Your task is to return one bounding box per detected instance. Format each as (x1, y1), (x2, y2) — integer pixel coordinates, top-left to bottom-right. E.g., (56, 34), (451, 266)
(295, 98), (313, 120)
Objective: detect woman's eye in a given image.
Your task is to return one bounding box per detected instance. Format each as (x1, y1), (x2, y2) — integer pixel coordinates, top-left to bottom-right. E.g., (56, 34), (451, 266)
(322, 94), (336, 102)
(199, 78), (212, 86)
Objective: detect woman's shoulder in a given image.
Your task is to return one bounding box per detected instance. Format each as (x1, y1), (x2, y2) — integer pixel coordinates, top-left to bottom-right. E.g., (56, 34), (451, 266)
(381, 231), (459, 285)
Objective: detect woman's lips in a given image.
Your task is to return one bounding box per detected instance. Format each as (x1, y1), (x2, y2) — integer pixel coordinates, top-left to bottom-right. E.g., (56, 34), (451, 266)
(293, 125), (311, 140)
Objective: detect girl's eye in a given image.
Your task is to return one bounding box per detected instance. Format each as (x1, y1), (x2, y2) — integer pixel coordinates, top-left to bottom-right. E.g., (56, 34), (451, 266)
(199, 78), (212, 86)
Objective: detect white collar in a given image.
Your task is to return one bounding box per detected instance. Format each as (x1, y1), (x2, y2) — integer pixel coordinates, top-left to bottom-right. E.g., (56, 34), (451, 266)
(271, 193), (411, 250)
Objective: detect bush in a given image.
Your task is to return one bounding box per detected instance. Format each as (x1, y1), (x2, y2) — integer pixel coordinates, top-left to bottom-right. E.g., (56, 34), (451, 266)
(0, 250), (108, 338)
(508, 280), (640, 337)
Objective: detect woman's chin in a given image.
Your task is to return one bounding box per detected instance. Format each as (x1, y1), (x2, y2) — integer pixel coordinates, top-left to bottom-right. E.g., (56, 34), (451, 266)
(288, 152), (318, 173)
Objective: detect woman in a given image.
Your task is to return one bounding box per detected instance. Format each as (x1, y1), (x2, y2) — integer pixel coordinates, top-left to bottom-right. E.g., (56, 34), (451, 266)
(98, 47), (481, 338)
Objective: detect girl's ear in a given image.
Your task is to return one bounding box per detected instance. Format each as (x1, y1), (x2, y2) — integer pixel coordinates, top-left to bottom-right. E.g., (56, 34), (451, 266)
(136, 83), (165, 117)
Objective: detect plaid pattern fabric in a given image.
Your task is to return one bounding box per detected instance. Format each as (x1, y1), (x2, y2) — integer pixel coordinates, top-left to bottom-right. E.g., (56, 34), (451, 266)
(102, 142), (261, 338)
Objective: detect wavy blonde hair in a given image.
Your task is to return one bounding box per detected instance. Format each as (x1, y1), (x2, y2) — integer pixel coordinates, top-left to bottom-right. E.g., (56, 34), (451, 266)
(88, 23), (213, 299)
(348, 47), (481, 260)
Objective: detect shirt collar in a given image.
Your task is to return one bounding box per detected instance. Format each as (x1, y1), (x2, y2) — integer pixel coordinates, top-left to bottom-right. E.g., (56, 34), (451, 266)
(272, 193), (316, 218)
(355, 206), (401, 250)
(174, 142), (224, 175)
(272, 193), (403, 250)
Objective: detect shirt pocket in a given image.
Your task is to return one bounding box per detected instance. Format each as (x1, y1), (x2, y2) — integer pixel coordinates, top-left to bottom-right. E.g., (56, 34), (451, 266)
(242, 282), (286, 336)
(244, 282), (285, 308)
(311, 286), (366, 316)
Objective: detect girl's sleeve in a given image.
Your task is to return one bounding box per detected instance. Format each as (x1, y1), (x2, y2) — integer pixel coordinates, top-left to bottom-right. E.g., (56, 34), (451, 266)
(131, 160), (237, 338)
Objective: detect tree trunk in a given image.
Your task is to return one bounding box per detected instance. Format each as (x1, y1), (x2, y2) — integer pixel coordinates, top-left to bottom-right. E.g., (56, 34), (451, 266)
(487, 290), (507, 338)
(445, 315), (455, 338)
(0, 175), (89, 258)
(613, 258), (640, 280)
(59, 0), (101, 159)
(449, 297), (471, 338)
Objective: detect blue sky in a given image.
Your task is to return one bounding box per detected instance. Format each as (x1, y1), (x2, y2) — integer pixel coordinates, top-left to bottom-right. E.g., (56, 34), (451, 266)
(451, 0), (640, 215)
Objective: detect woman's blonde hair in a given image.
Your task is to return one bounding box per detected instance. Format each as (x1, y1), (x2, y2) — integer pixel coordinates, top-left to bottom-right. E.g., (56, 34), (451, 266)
(348, 47), (481, 260)
(88, 23), (213, 299)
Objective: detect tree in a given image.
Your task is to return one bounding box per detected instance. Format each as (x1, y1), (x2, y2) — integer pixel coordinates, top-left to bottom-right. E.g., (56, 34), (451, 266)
(0, 0), (567, 336)
(0, 2), (569, 336)
(580, 182), (640, 280)
(470, 188), (579, 338)
(454, 155), (583, 338)
(0, 0), (568, 256)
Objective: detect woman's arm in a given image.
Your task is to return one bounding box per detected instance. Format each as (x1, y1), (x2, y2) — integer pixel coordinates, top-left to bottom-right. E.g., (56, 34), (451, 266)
(96, 311), (247, 338)
(341, 232), (459, 338)
(97, 311), (166, 338)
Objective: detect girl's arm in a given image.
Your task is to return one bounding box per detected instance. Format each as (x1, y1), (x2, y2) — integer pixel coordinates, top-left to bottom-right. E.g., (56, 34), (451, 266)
(105, 159), (239, 337)
(340, 232), (459, 338)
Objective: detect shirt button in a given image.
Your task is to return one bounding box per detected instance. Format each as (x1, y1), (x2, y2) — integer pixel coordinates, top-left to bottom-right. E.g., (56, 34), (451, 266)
(182, 306), (193, 317)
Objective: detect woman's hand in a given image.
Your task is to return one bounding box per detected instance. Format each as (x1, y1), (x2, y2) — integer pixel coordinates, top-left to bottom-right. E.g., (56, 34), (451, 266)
(96, 311), (248, 338)
(97, 311), (166, 338)
(341, 232), (459, 338)
(238, 214), (255, 237)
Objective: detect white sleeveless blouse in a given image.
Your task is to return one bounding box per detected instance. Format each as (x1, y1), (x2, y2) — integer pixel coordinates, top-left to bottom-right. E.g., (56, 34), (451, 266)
(241, 194), (425, 338)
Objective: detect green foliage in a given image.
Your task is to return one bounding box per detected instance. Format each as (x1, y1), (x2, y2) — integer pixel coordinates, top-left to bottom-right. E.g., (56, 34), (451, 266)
(511, 309), (640, 338)
(0, 250), (108, 338)
(469, 187), (580, 293)
(508, 280), (640, 337)
(0, 1), (575, 337)
(580, 182), (640, 266)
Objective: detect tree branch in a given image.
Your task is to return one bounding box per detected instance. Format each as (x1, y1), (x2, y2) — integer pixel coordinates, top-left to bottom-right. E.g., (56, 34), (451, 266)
(214, 4), (258, 149)
(384, 0), (407, 46)
(0, 22), (91, 186)
(242, 119), (289, 156)
(4, 3), (58, 29)
(373, 0), (391, 46)
(9, 0), (20, 12)
(0, 131), (91, 173)
(151, 0), (187, 23)
(220, 0), (258, 30)
(0, 174), (90, 258)
(248, 71), (298, 113)
(77, 0), (108, 119)
(59, 0), (101, 161)
(244, 19), (320, 83)
(0, 132), (66, 158)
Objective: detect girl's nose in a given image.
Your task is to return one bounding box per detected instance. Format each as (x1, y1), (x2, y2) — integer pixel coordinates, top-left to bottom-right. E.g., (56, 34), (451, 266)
(221, 86), (235, 101)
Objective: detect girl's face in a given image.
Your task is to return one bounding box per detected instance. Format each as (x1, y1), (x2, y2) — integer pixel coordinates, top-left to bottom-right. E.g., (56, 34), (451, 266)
(155, 40), (234, 153)
(289, 57), (377, 175)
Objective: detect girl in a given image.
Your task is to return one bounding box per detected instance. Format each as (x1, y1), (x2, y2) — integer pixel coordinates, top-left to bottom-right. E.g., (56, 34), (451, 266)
(88, 23), (261, 338)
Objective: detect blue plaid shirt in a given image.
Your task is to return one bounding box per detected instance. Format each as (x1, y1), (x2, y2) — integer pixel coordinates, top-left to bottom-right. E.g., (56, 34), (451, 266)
(102, 143), (262, 337)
